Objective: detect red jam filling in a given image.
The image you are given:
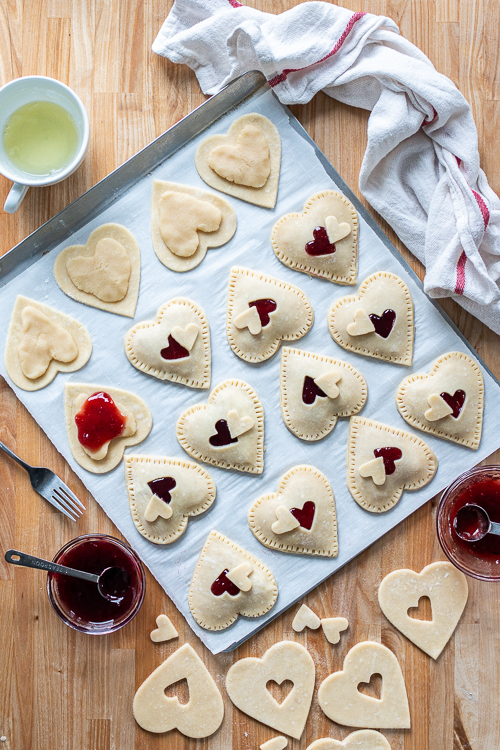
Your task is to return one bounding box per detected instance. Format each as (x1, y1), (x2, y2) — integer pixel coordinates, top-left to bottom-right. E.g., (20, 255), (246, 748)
(290, 501), (316, 530)
(440, 389), (466, 418)
(209, 419), (238, 447)
(248, 299), (277, 327)
(369, 309), (396, 338)
(373, 447), (402, 475)
(147, 476), (176, 504)
(161, 334), (190, 360)
(305, 226), (336, 256)
(449, 477), (500, 560)
(302, 375), (327, 405)
(75, 391), (126, 452)
(211, 569), (240, 597)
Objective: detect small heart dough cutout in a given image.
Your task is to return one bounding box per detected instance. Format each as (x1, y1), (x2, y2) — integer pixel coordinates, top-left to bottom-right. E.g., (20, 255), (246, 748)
(150, 614), (179, 642)
(226, 409), (254, 438)
(145, 493), (173, 522)
(170, 323), (199, 351)
(321, 617), (349, 644)
(346, 308), (375, 337)
(226, 561), (253, 592)
(358, 456), (386, 486)
(292, 604), (321, 632)
(313, 370), (342, 399)
(234, 305), (262, 335)
(306, 730), (392, 750)
(271, 506), (301, 535)
(325, 214), (352, 243)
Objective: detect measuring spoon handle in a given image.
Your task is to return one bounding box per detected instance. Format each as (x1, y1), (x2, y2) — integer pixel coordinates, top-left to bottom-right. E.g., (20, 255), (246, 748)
(490, 521), (500, 536)
(5, 549), (100, 583)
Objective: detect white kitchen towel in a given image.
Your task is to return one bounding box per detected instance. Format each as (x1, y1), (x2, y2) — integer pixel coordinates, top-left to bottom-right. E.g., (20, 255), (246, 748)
(153, 0), (500, 335)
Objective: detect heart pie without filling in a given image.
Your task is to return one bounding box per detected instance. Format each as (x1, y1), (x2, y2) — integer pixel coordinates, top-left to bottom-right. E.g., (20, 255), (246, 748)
(151, 180), (237, 272)
(396, 351), (484, 450)
(5, 296), (92, 391)
(124, 298), (211, 389)
(280, 347), (367, 441)
(347, 417), (438, 513)
(54, 223), (141, 317)
(271, 190), (358, 284)
(328, 272), (414, 365)
(306, 730), (392, 750)
(227, 267), (313, 363)
(177, 379), (264, 474)
(195, 113), (281, 208)
(124, 455), (216, 544)
(248, 465), (338, 557)
(188, 530), (278, 631)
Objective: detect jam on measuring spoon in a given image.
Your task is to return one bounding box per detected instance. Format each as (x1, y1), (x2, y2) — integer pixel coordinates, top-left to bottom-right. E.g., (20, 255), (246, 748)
(75, 391), (127, 452)
(147, 476), (176, 504)
(369, 309), (396, 338)
(211, 569), (240, 597)
(440, 389), (466, 418)
(449, 476), (500, 560)
(290, 501), (316, 530)
(209, 419), (238, 447)
(305, 226), (336, 256)
(302, 376), (327, 405)
(373, 447), (402, 475)
(248, 299), (277, 327)
(161, 334), (190, 361)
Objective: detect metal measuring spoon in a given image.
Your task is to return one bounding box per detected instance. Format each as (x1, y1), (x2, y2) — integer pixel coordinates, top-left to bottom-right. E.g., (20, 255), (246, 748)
(453, 504), (500, 542)
(5, 549), (130, 602)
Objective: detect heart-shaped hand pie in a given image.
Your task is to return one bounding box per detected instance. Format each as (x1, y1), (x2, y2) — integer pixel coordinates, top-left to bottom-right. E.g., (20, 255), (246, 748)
(125, 455), (215, 544)
(396, 351), (484, 449)
(280, 348), (367, 441)
(328, 272), (414, 365)
(321, 617), (348, 644)
(5, 296), (92, 391)
(64, 384), (152, 473)
(151, 181), (237, 272)
(318, 641), (410, 729)
(226, 641), (315, 739)
(306, 730), (392, 750)
(271, 190), (358, 284)
(195, 113), (281, 208)
(248, 465), (338, 557)
(150, 614), (179, 642)
(227, 267), (313, 363)
(378, 561), (468, 659)
(188, 530), (278, 630)
(347, 417), (438, 512)
(54, 223), (141, 317)
(125, 298), (211, 389)
(177, 379), (264, 473)
(292, 604), (321, 632)
(133, 643), (224, 737)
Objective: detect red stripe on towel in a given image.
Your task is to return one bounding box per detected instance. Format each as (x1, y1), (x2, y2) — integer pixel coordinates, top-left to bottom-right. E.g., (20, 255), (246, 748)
(422, 107), (438, 126)
(455, 251), (467, 295)
(228, 0), (242, 7)
(471, 189), (490, 229)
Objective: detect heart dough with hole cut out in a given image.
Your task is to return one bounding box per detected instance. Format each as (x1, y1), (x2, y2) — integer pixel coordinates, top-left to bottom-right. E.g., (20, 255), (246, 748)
(378, 561), (468, 659)
(318, 641), (410, 729)
(124, 297), (211, 389)
(195, 113), (281, 208)
(150, 614), (178, 642)
(133, 643), (224, 737)
(396, 351), (484, 450)
(306, 730), (392, 750)
(226, 641), (315, 739)
(249, 465), (338, 557)
(328, 272), (414, 365)
(271, 190), (358, 284)
(54, 223), (141, 317)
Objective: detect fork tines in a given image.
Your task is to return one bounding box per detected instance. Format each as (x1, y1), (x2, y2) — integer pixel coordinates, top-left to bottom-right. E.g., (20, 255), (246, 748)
(52, 486), (86, 522)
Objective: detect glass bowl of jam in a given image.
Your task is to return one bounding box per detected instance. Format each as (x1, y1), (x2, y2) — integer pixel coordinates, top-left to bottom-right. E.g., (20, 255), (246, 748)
(437, 466), (500, 581)
(47, 534), (146, 634)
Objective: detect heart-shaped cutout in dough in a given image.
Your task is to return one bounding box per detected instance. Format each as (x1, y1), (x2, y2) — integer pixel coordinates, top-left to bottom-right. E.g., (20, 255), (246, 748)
(124, 298), (211, 390)
(306, 730), (392, 750)
(318, 641), (410, 729)
(54, 223), (141, 317)
(272, 190), (358, 284)
(133, 643), (224, 737)
(5, 296), (92, 391)
(347, 417), (438, 512)
(328, 272), (414, 365)
(226, 641), (315, 739)
(195, 113), (281, 208)
(321, 617), (348, 644)
(177, 379), (264, 474)
(249, 465), (338, 557)
(188, 530), (277, 631)
(292, 604), (321, 632)
(396, 351), (484, 449)
(378, 561), (468, 659)
(150, 614), (178, 642)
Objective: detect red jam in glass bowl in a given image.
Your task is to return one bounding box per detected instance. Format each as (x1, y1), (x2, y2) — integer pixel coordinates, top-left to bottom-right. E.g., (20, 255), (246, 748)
(47, 534), (145, 634)
(437, 466), (500, 581)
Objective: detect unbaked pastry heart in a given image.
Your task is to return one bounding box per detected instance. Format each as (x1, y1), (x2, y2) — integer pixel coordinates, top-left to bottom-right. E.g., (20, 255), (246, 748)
(209, 124), (271, 187)
(261, 737), (288, 750)
(396, 351), (484, 450)
(225, 641), (315, 739)
(150, 614), (178, 642)
(318, 641), (410, 729)
(133, 643), (224, 737)
(378, 561), (468, 659)
(292, 604), (321, 632)
(306, 730), (392, 750)
(321, 617), (348, 644)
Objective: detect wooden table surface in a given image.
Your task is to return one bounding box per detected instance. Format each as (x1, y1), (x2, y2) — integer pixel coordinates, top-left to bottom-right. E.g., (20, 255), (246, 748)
(1, 1), (500, 749)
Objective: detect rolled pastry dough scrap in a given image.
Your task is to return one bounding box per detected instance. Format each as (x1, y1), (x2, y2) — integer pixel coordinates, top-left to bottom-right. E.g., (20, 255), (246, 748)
(306, 730), (392, 750)
(292, 604), (321, 632)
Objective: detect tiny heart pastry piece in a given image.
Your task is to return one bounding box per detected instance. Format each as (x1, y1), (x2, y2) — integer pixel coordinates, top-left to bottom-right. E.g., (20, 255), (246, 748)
(328, 272), (414, 365)
(5, 296), (92, 391)
(54, 223), (140, 317)
(225, 641), (315, 739)
(272, 506), (300, 534)
(280, 348), (367, 441)
(177, 379), (264, 474)
(318, 641), (410, 729)
(227, 267), (313, 363)
(125, 298), (210, 389)
(150, 614), (178, 643)
(378, 561), (468, 659)
(396, 351), (484, 449)
(306, 730), (392, 750)
(234, 305), (262, 335)
(151, 181), (236, 272)
(261, 737), (288, 750)
(320, 617), (348, 645)
(188, 530), (278, 631)
(195, 113), (281, 208)
(271, 190), (358, 284)
(292, 604), (321, 632)
(249, 465), (338, 557)
(125, 455), (215, 544)
(65, 384), (152, 474)
(226, 561), (253, 592)
(347, 417), (437, 512)
(133, 643), (224, 737)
